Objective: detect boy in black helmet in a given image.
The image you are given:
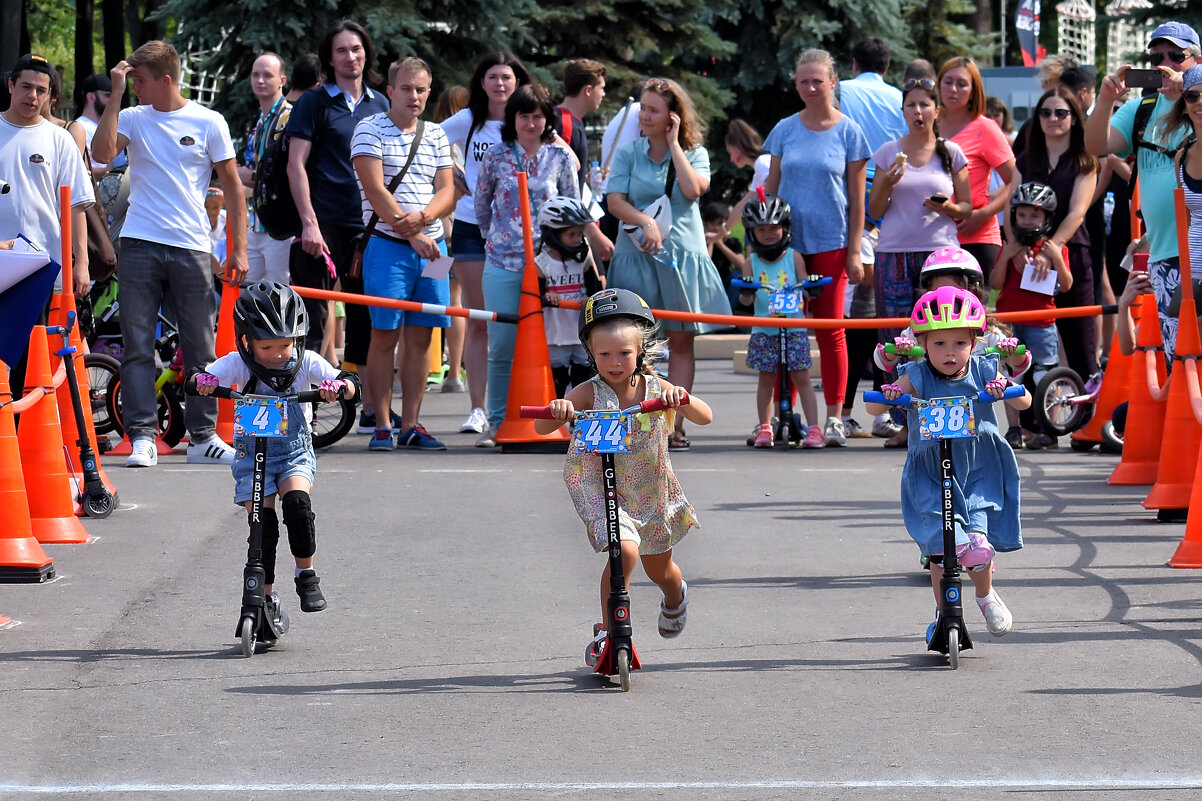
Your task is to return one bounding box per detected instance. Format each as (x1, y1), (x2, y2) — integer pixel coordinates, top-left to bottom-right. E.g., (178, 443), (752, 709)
(193, 280), (359, 613)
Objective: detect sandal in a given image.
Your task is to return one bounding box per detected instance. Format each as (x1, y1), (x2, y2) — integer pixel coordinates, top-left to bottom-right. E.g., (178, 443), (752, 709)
(668, 431), (691, 452)
(658, 580), (688, 638)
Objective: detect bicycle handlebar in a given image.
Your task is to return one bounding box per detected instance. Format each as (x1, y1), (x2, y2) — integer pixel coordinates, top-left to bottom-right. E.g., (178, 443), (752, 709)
(730, 275), (833, 292)
(184, 379), (331, 405)
(884, 343), (1026, 357)
(864, 386), (1026, 407)
(520, 392), (691, 420)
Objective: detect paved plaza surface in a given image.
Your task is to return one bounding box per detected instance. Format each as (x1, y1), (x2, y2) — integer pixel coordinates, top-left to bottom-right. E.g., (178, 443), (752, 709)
(2, 359), (1201, 799)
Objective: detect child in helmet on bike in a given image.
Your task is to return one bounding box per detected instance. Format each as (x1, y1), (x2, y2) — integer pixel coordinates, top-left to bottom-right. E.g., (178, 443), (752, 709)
(534, 288), (712, 667)
(193, 281), (359, 614)
(740, 193), (823, 449)
(990, 182), (1073, 450)
(866, 286), (1032, 640)
(535, 197), (605, 397)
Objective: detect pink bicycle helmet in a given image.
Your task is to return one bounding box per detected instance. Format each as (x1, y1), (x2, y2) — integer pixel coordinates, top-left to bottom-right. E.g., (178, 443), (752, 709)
(911, 286), (986, 334)
(919, 246), (984, 288)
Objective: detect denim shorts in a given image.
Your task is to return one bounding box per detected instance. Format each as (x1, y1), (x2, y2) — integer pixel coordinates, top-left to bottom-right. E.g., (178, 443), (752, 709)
(449, 221), (485, 260)
(361, 235), (450, 330)
(1011, 323), (1059, 369)
(232, 431), (316, 504)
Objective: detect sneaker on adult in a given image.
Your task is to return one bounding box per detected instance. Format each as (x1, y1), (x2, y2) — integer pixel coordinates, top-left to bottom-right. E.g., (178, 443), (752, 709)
(295, 569), (327, 612)
(441, 376), (465, 393)
(125, 436), (158, 468)
(358, 409), (402, 435)
(1026, 433), (1058, 450)
(475, 431), (498, 448)
(843, 417), (872, 438)
(802, 425), (826, 449)
(397, 423), (446, 450)
(368, 427), (395, 451)
(753, 424), (774, 449)
(188, 434), (235, 465)
(872, 413), (902, 438)
(1004, 426), (1024, 449)
(460, 406), (488, 433)
(824, 416), (847, 447)
(978, 591), (1013, 636)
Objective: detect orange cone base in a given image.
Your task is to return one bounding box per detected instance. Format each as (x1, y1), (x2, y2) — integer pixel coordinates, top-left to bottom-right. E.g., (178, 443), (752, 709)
(0, 537), (55, 583)
(1142, 487), (1193, 510)
(1169, 538), (1202, 568)
(30, 514), (90, 545)
(1109, 465), (1158, 486)
(497, 421), (570, 454)
(0, 613), (10, 626)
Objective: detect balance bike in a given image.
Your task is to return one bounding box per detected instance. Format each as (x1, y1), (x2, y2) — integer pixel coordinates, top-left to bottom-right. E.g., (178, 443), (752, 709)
(186, 380), (338, 657)
(733, 275), (831, 447)
(866, 385), (1024, 669)
(50, 311), (116, 518)
(522, 393), (689, 691)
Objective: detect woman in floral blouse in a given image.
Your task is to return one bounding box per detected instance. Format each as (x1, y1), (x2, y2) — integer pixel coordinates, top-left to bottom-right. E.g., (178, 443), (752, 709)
(474, 83), (579, 441)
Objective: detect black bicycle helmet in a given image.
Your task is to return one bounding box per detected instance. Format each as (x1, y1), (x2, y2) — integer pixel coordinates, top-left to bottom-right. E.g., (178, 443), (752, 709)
(234, 280), (308, 392)
(578, 288), (656, 342)
(1010, 182), (1058, 247)
(537, 197), (595, 262)
(741, 193), (792, 262)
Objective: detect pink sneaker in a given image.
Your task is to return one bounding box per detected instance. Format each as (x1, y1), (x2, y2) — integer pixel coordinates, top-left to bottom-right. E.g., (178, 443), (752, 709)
(753, 425), (774, 448)
(802, 425), (826, 449)
(956, 531), (995, 571)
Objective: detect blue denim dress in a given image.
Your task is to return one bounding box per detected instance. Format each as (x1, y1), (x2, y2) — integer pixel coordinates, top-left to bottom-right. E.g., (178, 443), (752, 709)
(232, 381), (316, 504)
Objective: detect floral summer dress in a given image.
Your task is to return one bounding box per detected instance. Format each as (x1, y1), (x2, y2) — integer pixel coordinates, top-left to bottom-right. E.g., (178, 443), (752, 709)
(564, 375), (698, 554)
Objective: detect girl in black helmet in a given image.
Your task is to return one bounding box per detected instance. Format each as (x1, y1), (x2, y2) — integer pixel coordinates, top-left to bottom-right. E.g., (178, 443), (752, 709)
(193, 280), (359, 614)
(534, 288), (712, 664)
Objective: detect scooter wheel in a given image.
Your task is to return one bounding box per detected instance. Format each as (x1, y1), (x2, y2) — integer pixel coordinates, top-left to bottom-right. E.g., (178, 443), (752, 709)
(1101, 420), (1123, 455)
(947, 628), (960, 670)
(617, 649), (631, 692)
(83, 489), (115, 519)
(240, 615), (256, 658)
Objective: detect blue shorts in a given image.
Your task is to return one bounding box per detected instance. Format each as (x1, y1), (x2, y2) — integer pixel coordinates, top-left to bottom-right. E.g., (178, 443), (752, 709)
(449, 221), (485, 260)
(362, 235), (450, 330)
(1011, 323), (1059, 368)
(232, 431), (317, 504)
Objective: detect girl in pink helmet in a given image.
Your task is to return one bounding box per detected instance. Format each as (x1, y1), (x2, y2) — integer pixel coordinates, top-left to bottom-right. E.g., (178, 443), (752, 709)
(867, 285), (1031, 639)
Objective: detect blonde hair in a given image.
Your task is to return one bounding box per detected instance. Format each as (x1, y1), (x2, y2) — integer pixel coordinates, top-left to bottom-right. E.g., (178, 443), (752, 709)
(128, 40), (180, 84)
(388, 57), (431, 86)
(795, 49), (837, 81)
(642, 77), (707, 150)
(586, 318), (668, 375)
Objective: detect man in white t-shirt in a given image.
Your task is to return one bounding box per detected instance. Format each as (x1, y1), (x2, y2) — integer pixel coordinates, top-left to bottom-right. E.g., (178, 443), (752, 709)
(73, 73), (127, 180)
(350, 57), (455, 451)
(92, 40), (248, 468)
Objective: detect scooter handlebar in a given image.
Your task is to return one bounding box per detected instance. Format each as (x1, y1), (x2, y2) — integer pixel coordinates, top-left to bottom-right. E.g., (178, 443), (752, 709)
(730, 276), (833, 292)
(184, 379), (328, 404)
(520, 405), (556, 419)
(884, 343), (1026, 357)
(519, 392), (690, 420)
(864, 386), (1025, 407)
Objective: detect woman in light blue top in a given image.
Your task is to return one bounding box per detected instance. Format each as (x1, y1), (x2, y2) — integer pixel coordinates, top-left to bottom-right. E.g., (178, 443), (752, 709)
(606, 77), (729, 451)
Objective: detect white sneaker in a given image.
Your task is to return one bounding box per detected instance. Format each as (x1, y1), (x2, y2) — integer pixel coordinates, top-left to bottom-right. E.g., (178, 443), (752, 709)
(980, 593), (1014, 637)
(187, 434), (235, 465)
(824, 416), (847, 447)
(460, 407), (487, 433)
(872, 413), (903, 438)
(125, 437), (158, 468)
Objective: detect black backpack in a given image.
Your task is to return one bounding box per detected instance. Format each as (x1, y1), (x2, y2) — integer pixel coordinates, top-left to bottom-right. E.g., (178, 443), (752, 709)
(253, 90), (328, 241)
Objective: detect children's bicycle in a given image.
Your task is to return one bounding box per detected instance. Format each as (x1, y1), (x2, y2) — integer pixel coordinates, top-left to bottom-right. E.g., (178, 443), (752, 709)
(866, 385), (1024, 669)
(1032, 366), (1104, 443)
(521, 393), (689, 691)
(733, 274), (831, 447)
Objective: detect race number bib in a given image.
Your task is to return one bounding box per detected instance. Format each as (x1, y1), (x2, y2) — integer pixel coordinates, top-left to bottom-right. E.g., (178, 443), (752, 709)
(768, 290), (800, 315)
(233, 397), (289, 438)
(571, 410), (632, 453)
(918, 397), (975, 441)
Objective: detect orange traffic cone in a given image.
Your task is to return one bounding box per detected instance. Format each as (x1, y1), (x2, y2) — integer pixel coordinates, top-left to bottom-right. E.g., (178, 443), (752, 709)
(495, 172), (569, 453)
(214, 282), (241, 443)
(17, 327), (90, 544)
(1169, 448), (1202, 567)
(1072, 323), (1136, 446)
(1110, 292), (1168, 486)
(0, 363), (55, 582)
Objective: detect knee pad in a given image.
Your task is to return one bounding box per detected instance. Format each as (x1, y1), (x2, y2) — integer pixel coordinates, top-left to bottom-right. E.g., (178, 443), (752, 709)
(248, 507), (281, 585)
(281, 490), (316, 559)
(956, 531), (995, 572)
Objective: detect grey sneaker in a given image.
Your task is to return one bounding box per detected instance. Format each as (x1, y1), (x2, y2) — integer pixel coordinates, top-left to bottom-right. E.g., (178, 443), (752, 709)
(823, 416), (847, 447)
(460, 406), (487, 433)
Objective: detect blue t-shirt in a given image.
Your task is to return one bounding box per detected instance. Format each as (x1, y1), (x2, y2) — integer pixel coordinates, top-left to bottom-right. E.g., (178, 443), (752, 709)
(285, 84), (389, 229)
(764, 114), (870, 255)
(748, 251), (803, 337)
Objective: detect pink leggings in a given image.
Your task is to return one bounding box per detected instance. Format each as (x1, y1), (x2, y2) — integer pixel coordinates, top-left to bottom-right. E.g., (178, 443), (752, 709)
(803, 247), (848, 409)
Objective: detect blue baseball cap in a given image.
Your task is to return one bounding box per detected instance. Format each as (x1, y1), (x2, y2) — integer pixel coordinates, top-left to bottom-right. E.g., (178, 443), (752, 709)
(1149, 21), (1200, 50)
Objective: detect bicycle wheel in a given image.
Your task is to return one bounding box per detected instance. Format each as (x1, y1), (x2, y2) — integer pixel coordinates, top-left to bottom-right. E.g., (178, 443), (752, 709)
(311, 398), (356, 449)
(82, 353), (121, 435)
(106, 375), (184, 445)
(1034, 366), (1088, 436)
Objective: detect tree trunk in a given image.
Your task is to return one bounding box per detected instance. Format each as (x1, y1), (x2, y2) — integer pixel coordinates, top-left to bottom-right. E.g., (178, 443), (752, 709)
(974, 0), (995, 66)
(76, 0), (95, 104)
(103, 0), (124, 71)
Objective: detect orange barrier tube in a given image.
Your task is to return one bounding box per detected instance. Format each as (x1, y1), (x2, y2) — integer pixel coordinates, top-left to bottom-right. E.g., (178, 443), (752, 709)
(1145, 349), (1170, 402)
(8, 362), (67, 415)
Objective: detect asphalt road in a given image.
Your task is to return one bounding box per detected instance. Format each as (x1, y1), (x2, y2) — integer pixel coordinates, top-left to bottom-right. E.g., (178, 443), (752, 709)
(2, 360), (1201, 800)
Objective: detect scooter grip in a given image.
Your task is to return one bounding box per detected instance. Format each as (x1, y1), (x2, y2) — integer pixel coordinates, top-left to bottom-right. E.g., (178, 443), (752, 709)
(864, 390), (913, 407)
(296, 390), (325, 404)
(639, 392), (690, 414)
(184, 378), (236, 400)
(978, 386), (1025, 402)
(520, 405), (556, 419)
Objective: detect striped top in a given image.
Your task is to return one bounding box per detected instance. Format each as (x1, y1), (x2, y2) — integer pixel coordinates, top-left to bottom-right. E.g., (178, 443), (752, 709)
(350, 113), (451, 241)
(1183, 157), (1202, 268)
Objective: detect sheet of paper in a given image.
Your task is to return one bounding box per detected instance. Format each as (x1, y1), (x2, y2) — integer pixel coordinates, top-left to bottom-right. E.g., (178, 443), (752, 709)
(1019, 259), (1058, 296)
(421, 255), (453, 280)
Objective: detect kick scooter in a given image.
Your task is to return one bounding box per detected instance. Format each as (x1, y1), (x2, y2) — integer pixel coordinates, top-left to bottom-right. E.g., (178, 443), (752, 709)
(521, 393), (690, 691)
(49, 311), (116, 518)
(866, 385), (1023, 669)
(186, 380), (341, 657)
(732, 275), (831, 447)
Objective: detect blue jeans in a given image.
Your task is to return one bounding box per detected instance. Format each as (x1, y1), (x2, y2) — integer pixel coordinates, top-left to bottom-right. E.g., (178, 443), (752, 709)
(482, 262), (523, 430)
(117, 238), (218, 441)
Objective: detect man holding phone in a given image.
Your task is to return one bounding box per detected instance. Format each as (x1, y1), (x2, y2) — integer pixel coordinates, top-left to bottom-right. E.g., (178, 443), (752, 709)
(1084, 20), (1198, 361)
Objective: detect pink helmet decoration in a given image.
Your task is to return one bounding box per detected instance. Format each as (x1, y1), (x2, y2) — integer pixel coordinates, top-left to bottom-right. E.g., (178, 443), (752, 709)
(919, 246), (984, 287)
(911, 286), (986, 334)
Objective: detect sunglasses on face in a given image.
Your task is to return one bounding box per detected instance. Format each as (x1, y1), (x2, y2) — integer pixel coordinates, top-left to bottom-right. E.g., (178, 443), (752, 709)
(1185, 90), (1202, 104)
(1038, 107), (1072, 119)
(903, 78), (936, 92)
(1148, 49), (1187, 66)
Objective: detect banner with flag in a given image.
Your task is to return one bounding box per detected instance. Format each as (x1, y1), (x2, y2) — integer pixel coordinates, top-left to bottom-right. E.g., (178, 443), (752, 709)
(0, 236), (58, 368)
(1016, 0), (1041, 66)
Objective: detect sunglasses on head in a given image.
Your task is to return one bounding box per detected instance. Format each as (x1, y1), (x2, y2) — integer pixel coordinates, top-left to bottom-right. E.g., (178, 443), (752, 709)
(1148, 49), (1187, 66)
(1185, 90), (1202, 104)
(1038, 107), (1072, 119)
(903, 78), (936, 92)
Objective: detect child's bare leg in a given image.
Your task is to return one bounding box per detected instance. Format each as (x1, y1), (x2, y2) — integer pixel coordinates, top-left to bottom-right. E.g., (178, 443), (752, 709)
(792, 371), (820, 429)
(756, 371), (775, 425)
(929, 560), (995, 609)
(599, 540), (640, 624)
(640, 550), (684, 608)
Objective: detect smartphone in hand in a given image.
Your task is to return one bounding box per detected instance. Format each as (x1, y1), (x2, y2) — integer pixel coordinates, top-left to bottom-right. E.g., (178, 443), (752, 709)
(1125, 69), (1162, 89)
(928, 194), (948, 204)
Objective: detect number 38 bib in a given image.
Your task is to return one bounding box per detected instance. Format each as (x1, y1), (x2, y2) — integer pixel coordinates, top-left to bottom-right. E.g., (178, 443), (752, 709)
(918, 397), (976, 441)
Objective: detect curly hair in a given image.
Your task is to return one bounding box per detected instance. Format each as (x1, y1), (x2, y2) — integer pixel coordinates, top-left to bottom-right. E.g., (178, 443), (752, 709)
(641, 77), (707, 150)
